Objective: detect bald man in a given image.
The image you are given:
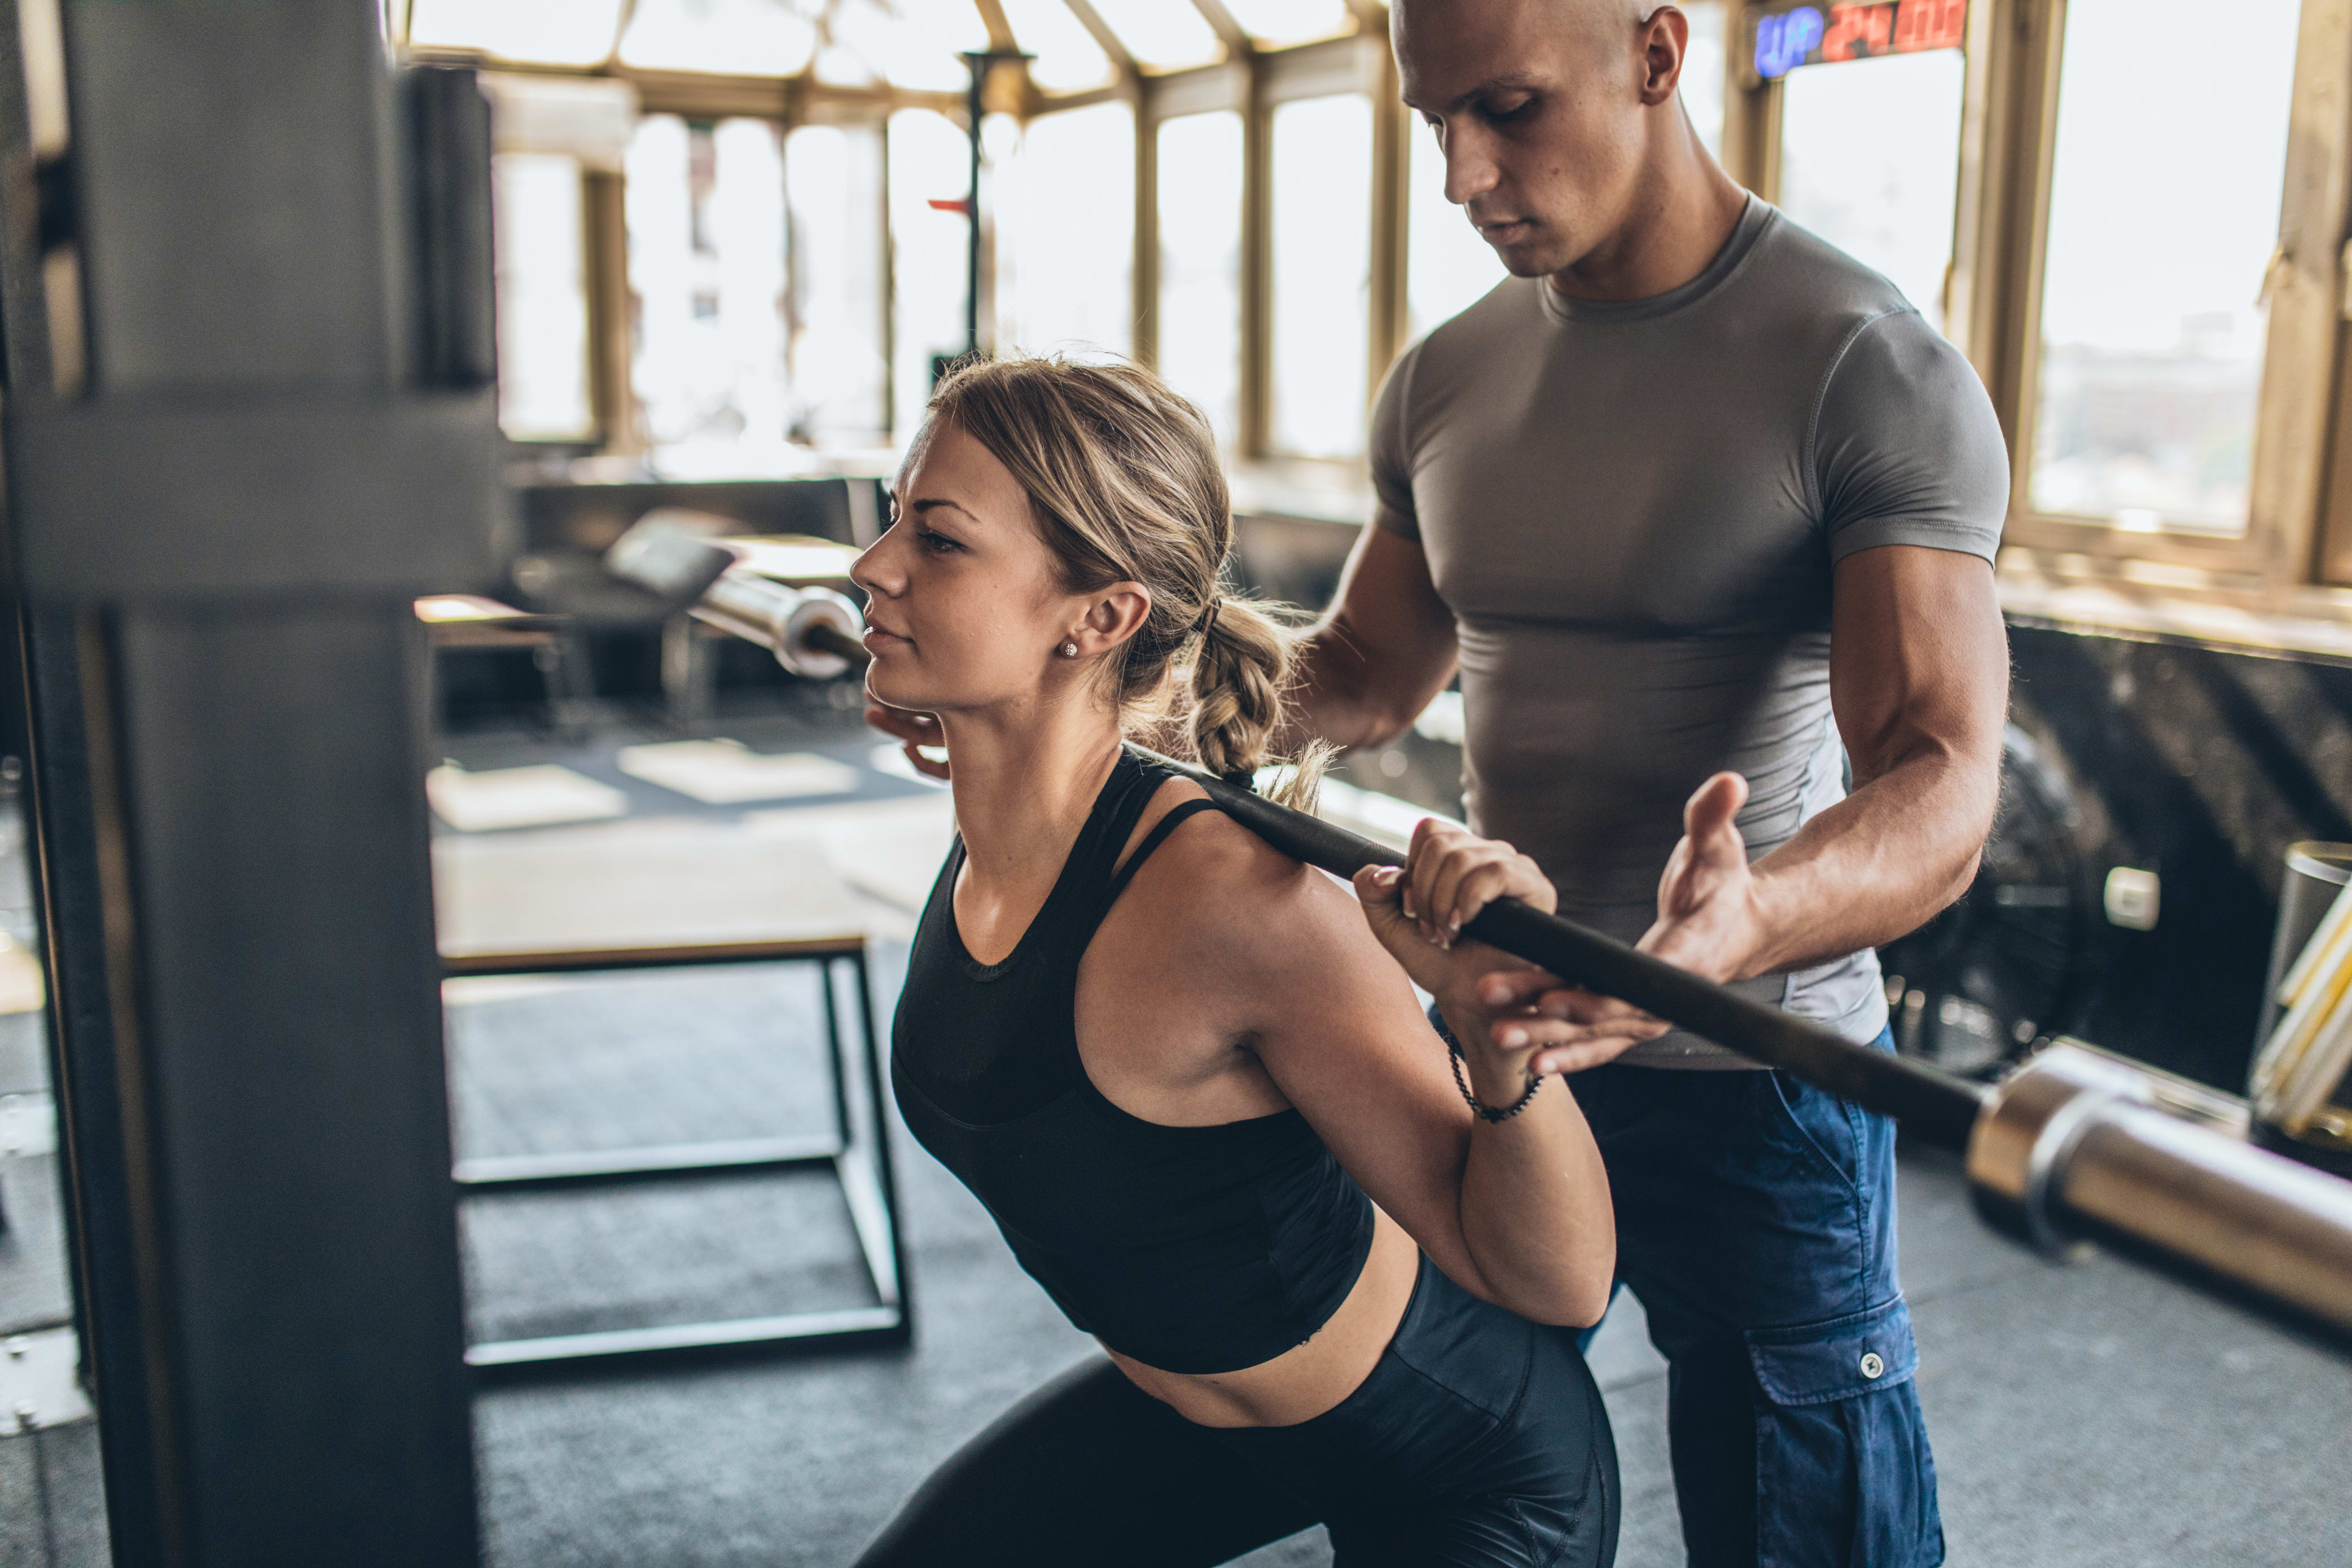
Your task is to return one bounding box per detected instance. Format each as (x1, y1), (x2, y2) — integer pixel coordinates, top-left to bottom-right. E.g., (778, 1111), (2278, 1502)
(1287, 4), (2008, 1564)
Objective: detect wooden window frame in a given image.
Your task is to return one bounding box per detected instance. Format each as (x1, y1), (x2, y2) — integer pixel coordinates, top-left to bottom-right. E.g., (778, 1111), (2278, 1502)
(1722, 0), (2352, 619)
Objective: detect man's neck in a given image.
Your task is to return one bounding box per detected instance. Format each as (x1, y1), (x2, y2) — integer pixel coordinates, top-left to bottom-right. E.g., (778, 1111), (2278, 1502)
(1548, 112), (1751, 305)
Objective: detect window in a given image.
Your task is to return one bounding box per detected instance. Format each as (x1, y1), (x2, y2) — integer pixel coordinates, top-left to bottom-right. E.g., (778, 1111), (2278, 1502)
(1682, 0), (1727, 159)
(617, 0), (816, 75)
(1269, 94), (1373, 460)
(1406, 118), (1507, 345)
(1222, 0), (1354, 50)
(624, 116), (795, 476)
(997, 103), (1138, 360)
(889, 108), (972, 441)
(2026, 0), (2302, 537)
(492, 152), (594, 441)
(784, 124), (889, 443)
(996, 0), (1116, 92)
(1090, 0), (1227, 73)
(410, 0), (625, 66)
(1156, 112), (1246, 453)
(1777, 49), (1967, 331)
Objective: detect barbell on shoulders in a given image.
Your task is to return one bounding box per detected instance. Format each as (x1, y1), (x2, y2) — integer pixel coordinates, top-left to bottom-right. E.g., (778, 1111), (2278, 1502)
(610, 528), (2352, 1347)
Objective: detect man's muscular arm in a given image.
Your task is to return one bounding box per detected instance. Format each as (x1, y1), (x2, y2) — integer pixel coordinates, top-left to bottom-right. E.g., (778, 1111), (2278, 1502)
(1678, 543), (2007, 977)
(1279, 525), (1461, 754)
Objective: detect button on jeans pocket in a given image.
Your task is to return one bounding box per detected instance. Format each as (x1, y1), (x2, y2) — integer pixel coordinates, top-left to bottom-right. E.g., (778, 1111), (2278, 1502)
(1745, 1297), (1943, 1568)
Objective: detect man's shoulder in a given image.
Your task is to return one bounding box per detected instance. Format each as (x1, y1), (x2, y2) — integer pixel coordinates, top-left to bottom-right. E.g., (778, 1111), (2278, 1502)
(1740, 207), (1920, 336)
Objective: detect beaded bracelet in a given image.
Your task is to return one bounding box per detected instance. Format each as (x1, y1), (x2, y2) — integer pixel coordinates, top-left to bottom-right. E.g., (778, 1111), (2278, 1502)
(1445, 1033), (1544, 1123)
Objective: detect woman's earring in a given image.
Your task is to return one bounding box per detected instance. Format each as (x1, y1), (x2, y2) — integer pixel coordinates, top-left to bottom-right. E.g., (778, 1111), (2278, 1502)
(1059, 640), (1079, 658)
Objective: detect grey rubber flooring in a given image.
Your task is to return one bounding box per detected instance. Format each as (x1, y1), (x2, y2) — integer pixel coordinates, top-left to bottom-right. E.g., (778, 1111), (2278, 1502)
(458, 942), (2352, 1568)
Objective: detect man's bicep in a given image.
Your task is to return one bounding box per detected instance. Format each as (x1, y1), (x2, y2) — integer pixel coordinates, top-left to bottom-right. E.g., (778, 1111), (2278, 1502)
(1829, 546), (2009, 784)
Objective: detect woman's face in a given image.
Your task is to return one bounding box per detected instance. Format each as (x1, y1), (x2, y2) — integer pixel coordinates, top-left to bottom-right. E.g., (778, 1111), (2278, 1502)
(851, 419), (1137, 721)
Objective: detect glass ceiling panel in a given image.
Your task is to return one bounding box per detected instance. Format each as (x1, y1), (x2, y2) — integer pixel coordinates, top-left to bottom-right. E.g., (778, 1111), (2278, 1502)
(832, 0), (983, 91)
(1087, 0), (1225, 72)
(409, 0), (628, 67)
(617, 0), (818, 76)
(998, 0), (1117, 91)
(1221, 0), (1354, 48)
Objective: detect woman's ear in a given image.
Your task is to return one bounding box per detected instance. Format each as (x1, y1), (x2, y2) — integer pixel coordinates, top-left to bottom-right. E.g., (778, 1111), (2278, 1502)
(1073, 583), (1151, 655)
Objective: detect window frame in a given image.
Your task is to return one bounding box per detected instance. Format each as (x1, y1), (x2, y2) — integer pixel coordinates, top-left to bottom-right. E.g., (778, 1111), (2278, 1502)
(431, 1), (2352, 626)
(1969, 0), (2351, 585)
(1722, 0), (2352, 618)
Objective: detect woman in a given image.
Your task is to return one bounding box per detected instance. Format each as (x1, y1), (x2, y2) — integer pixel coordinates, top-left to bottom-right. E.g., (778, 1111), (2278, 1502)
(851, 355), (1618, 1568)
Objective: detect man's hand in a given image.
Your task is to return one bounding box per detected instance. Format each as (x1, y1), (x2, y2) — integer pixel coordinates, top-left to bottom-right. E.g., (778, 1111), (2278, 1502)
(1477, 771), (1765, 1067)
(865, 701), (950, 781)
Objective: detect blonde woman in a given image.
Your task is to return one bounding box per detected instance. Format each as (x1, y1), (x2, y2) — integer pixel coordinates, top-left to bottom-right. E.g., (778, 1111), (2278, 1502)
(853, 357), (1618, 1568)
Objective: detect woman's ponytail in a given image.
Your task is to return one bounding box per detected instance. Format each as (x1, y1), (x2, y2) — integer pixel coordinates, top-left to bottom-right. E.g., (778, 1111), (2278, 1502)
(1188, 595), (1328, 811)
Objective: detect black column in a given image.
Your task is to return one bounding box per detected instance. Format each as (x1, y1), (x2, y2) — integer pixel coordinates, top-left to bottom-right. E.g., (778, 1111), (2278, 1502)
(0, 3), (503, 1563)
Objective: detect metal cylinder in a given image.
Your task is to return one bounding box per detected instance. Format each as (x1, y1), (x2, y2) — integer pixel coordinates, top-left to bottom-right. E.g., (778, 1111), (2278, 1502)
(1969, 1043), (2352, 1334)
(691, 573), (863, 680)
(2250, 843), (2352, 1174)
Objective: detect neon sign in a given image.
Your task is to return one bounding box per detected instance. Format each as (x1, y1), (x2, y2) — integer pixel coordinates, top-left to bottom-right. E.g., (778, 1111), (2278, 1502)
(1751, 0), (1967, 79)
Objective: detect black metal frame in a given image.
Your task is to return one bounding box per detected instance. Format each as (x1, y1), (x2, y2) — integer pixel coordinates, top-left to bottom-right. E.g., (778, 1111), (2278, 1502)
(444, 936), (911, 1370)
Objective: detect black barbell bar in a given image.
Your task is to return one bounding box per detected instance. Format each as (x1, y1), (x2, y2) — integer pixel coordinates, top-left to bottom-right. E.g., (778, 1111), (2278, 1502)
(609, 534), (2352, 1345)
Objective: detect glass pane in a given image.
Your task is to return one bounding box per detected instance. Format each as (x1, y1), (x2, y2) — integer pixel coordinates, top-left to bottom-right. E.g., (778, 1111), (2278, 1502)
(998, 0), (1116, 92)
(492, 152), (595, 441)
(889, 108), (973, 440)
(831, 0), (983, 91)
(998, 103), (1138, 360)
(617, 0), (817, 76)
(2030, 0), (2301, 536)
(1682, 0), (1726, 159)
(410, 0), (625, 65)
(1223, 0), (1353, 49)
(625, 117), (797, 476)
(1407, 117), (1506, 344)
(1156, 111), (1245, 453)
(1778, 50), (1965, 331)
(786, 123), (890, 441)
(1270, 94), (1372, 460)
(1091, 0), (1226, 71)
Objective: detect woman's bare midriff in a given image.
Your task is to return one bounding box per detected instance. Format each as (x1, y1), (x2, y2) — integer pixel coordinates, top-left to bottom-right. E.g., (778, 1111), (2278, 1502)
(1105, 1205), (1423, 1430)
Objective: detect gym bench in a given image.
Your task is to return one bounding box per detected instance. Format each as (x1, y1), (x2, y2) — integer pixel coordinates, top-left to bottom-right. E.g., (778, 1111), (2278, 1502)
(444, 934), (910, 1370)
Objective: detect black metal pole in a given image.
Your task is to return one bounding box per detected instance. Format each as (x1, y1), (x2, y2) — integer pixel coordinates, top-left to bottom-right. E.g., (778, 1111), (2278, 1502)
(1148, 757), (1991, 1152)
(960, 51), (985, 359)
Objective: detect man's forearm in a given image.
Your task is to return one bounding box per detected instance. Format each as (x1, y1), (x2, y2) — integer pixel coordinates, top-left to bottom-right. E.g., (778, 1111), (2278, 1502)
(1738, 746), (1997, 980)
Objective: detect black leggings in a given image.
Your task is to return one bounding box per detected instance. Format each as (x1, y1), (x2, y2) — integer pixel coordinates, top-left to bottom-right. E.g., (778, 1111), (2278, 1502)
(855, 1258), (1620, 1567)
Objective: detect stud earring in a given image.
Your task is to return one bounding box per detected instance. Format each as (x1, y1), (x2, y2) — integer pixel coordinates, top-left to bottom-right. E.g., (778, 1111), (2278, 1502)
(1059, 640), (1080, 658)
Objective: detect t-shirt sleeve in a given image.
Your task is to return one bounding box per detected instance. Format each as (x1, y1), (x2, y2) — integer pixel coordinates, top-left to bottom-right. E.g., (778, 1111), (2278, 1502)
(1812, 309), (2009, 565)
(1367, 340), (1422, 541)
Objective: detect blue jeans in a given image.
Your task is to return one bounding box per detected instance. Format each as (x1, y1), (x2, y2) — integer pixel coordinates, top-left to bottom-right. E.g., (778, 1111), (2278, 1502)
(1570, 1027), (1942, 1568)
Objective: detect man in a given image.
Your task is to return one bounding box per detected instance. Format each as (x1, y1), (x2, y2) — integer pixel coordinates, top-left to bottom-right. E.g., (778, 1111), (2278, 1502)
(1288, 2), (2008, 1564)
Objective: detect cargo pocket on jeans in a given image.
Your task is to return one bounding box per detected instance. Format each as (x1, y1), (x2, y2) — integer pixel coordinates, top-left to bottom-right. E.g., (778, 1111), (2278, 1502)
(1745, 1297), (1942, 1568)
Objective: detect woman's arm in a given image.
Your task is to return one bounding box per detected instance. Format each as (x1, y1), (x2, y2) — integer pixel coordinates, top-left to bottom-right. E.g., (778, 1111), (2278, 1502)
(1191, 822), (1614, 1327)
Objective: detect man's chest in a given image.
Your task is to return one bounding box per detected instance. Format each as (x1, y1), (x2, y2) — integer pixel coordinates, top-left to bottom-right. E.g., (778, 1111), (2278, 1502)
(1405, 357), (1832, 634)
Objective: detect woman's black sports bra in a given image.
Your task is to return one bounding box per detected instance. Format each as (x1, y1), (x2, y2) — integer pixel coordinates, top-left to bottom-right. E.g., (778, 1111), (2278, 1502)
(891, 747), (1376, 1376)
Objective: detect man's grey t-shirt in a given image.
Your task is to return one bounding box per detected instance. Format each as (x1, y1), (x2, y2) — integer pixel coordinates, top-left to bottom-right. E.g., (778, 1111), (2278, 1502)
(1370, 199), (2008, 1067)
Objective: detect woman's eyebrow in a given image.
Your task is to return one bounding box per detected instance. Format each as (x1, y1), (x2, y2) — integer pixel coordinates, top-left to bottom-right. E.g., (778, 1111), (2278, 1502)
(909, 498), (978, 523)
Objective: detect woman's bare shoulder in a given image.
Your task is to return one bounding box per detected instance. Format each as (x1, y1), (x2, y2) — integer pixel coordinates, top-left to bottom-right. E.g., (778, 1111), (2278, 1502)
(1120, 788), (1375, 974)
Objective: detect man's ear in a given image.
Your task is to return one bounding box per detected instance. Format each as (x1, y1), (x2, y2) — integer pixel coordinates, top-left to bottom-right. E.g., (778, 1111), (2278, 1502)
(1639, 5), (1688, 104)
